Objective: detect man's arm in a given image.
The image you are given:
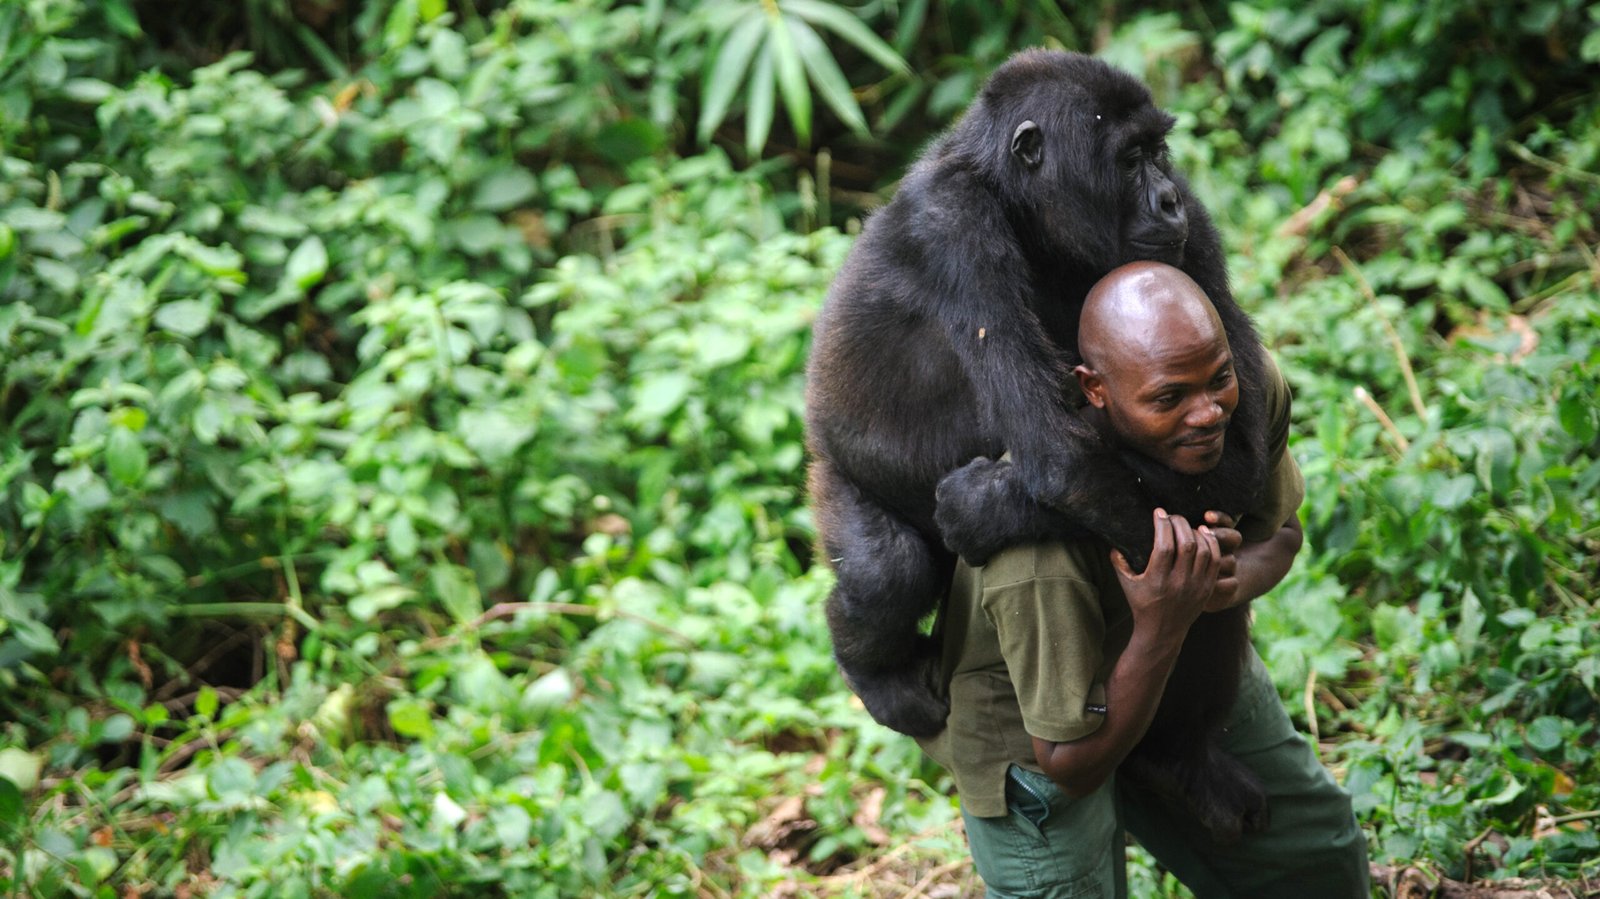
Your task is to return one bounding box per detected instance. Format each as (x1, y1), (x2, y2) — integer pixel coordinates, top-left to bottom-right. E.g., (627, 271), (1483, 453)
(1031, 509), (1221, 799)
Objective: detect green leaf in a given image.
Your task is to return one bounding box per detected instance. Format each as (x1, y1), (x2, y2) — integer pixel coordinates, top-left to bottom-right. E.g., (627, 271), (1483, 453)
(431, 564), (482, 625)
(768, 11), (811, 147)
(387, 512), (419, 559)
(106, 426), (149, 486)
(521, 669), (574, 717)
(630, 371), (694, 424)
(286, 236), (328, 292)
(699, 10), (766, 144)
(1526, 717), (1564, 754)
(0, 747), (43, 792)
(81, 847), (119, 884)
(387, 698), (435, 739)
(788, 17), (868, 136)
(0, 779), (20, 826)
(349, 585), (414, 621)
(471, 168), (540, 212)
(102, 0), (143, 37)
(154, 298), (213, 336)
(384, 0), (420, 49)
(1472, 428), (1517, 496)
(594, 119), (666, 165)
(458, 407), (537, 463)
(489, 804), (533, 850)
(100, 714), (136, 744)
(1432, 474), (1477, 511)
(745, 39), (776, 157)
(207, 756), (257, 803)
(196, 685), (219, 720)
(782, 0), (909, 74)
(1558, 391), (1597, 442)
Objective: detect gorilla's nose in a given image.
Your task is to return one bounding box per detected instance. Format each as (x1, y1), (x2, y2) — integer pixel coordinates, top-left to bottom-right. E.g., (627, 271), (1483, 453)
(1152, 180), (1186, 234)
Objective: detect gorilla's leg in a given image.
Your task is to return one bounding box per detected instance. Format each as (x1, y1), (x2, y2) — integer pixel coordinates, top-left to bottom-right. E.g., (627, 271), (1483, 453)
(1124, 607), (1269, 844)
(813, 461), (952, 737)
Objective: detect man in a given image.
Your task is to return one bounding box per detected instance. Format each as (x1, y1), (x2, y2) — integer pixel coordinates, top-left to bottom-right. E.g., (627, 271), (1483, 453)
(918, 262), (1368, 897)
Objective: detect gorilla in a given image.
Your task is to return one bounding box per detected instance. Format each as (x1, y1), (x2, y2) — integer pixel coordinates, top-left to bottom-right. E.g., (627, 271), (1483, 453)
(804, 50), (1274, 838)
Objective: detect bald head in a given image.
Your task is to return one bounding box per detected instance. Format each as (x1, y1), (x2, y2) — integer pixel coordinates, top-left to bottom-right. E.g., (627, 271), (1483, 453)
(1079, 262), (1226, 381)
(1074, 262), (1239, 475)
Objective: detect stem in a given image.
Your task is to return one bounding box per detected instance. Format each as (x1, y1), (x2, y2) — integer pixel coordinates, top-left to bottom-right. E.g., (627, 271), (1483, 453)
(1506, 139), (1600, 188)
(1353, 386), (1409, 454)
(1549, 809), (1600, 826)
(1333, 246), (1427, 423)
(169, 602), (319, 632)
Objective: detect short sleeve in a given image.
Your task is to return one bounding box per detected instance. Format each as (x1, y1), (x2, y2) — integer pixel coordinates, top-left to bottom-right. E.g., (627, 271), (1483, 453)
(1236, 355), (1305, 543)
(982, 571), (1107, 743)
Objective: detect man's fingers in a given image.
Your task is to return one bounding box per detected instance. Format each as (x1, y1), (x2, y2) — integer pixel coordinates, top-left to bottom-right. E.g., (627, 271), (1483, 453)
(1192, 526), (1218, 580)
(1170, 514), (1196, 562)
(1110, 549), (1134, 578)
(1213, 526), (1243, 555)
(1148, 508), (1173, 572)
(1207, 577), (1240, 612)
(1205, 510), (1237, 529)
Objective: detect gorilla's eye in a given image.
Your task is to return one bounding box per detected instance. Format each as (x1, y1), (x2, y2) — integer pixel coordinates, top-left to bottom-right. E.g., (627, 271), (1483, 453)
(1120, 147), (1143, 174)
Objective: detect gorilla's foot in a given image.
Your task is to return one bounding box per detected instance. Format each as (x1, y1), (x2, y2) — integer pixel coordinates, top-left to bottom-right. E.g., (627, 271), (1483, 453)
(842, 652), (949, 738)
(1182, 747), (1270, 845)
(1122, 743), (1270, 845)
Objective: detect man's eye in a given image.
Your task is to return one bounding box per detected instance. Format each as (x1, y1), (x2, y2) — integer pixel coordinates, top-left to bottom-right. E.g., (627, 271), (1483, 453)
(1212, 370), (1234, 387)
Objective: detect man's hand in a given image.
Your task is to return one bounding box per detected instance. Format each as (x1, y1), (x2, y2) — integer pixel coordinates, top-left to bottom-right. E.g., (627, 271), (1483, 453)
(1202, 510), (1244, 611)
(1199, 509), (1304, 611)
(1110, 508), (1221, 646)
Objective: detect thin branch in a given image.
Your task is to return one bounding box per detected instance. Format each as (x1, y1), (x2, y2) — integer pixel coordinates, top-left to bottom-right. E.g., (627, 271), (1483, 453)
(1303, 667), (1320, 744)
(1353, 386), (1409, 454)
(470, 601), (696, 646)
(168, 601), (319, 632)
(1507, 139), (1600, 188)
(1333, 246), (1427, 423)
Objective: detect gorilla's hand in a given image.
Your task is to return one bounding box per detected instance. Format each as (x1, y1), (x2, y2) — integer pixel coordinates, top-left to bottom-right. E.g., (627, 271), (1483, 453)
(937, 457), (1080, 567)
(935, 457), (1018, 567)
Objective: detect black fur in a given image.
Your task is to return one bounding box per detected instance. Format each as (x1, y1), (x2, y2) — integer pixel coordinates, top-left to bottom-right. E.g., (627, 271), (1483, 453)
(804, 50), (1274, 840)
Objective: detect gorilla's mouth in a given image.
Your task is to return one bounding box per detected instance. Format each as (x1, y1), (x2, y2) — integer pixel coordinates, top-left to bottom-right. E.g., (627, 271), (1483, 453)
(1130, 239), (1187, 264)
(1131, 238), (1185, 254)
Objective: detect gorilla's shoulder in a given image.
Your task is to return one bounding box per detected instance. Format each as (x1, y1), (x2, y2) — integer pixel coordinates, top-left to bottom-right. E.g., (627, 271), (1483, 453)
(870, 154), (1004, 247)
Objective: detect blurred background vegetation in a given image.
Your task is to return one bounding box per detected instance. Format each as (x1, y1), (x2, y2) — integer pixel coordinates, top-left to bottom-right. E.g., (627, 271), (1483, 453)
(1, 0), (1597, 895)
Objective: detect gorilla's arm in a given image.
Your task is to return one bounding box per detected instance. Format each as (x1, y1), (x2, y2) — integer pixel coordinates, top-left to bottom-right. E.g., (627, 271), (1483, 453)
(919, 192), (1159, 565)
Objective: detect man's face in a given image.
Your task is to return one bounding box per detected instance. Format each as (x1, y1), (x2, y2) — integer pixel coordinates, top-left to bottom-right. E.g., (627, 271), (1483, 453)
(1082, 329), (1238, 476)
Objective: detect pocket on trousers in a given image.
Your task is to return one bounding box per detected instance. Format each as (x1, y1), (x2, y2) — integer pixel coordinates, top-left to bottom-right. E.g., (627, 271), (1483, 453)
(1004, 765), (1055, 834)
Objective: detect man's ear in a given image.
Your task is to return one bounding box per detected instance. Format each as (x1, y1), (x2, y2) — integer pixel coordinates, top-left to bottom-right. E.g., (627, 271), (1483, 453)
(1074, 364), (1107, 409)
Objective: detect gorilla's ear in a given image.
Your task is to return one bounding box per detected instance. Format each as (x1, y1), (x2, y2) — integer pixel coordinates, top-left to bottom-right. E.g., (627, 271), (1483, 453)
(1011, 120), (1042, 169)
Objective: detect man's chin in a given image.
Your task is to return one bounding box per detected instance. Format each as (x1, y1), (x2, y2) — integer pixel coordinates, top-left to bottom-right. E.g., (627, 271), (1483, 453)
(1167, 441), (1226, 475)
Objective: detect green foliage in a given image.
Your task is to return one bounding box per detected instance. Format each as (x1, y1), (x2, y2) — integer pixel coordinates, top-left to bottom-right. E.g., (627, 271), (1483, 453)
(681, 0), (909, 156)
(2, 0), (1599, 895)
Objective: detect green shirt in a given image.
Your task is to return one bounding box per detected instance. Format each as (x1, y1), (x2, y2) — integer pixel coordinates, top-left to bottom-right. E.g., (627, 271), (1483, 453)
(917, 356), (1304, 818)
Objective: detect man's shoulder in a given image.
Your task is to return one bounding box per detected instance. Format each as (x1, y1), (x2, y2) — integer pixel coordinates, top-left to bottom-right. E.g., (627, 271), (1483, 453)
(978, 540), (1109, 591)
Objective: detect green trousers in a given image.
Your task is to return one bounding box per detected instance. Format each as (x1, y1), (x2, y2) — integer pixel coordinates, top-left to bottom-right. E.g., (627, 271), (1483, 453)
(961, 650), (1369, 898)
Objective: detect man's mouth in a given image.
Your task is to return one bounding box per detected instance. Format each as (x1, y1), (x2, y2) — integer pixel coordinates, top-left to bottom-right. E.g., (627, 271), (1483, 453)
(1178, 427), (1226, 450)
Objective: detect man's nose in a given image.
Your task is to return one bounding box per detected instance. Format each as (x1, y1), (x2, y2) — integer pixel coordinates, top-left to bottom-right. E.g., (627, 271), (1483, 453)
(1188, 397), (1224, 428)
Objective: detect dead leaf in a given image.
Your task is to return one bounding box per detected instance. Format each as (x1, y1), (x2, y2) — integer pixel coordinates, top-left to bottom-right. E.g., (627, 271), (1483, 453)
(853, 786), (890, 846)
